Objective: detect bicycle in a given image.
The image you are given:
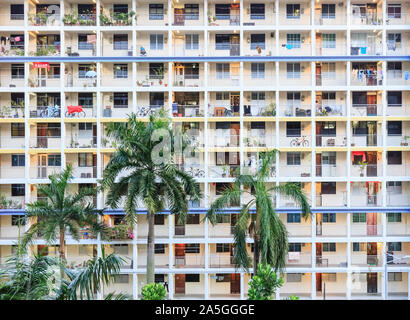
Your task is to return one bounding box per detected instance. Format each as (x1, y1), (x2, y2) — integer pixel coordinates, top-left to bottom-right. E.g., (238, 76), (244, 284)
(136, 106), (150, 117)
(40, 105), (60, 118)
(186, 167), (205, 178)
(65, 105), (86, 118)
(290, 136), (309, 147)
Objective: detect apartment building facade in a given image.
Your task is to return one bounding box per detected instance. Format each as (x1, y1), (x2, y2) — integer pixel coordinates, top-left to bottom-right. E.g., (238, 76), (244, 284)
(0, 0), (409, 299)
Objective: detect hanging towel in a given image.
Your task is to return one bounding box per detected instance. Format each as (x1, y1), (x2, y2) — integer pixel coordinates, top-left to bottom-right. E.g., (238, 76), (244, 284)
(286, 44), (292, 50)
(360, 47), (367, 55)
(405, 71), (410, 81)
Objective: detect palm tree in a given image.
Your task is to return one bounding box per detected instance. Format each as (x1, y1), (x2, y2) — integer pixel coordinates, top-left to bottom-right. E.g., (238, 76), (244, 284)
(206, 150), (311, 274)
(101, 113), (201, 284)
(23, 164), (107, 264)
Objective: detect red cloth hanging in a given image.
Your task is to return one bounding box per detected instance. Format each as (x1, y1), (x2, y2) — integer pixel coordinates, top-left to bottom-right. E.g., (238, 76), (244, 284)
(352, 151), (366, 162)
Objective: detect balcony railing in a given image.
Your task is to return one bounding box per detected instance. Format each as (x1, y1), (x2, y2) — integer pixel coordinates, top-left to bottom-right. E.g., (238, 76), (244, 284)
(279, 135), (311, 148)
(350, 45), (382, 56)
(280, 105), (312, 117)
(29, 136), (61, 149)
(66, 136), (97, 148)
(279, 74), (312, 86)
(316, 74), (347, 86)
(0, 76), (24, 88)
(0, 225), (24, 239)
(386, 104), (410, 116)
(387, 72), (410, 86)
(0, 166), (25, 179)
(387, 192), (410, 207)
(172, 105), (204, 117)
(29, 166), (61, 179)
(351, 254), (382, 267)
(65, 44), (96, 57)
(174, 255), (204, 268)
(278, 43), (311, 56)
(316, 224), (347, 237)
(315, 135), (347, 147)
(351, 104), (382, 117)
(0, 105), (24, 118)
(243, 13), (275, 25)
(0, 45), (24, 56)
(30, 45), (61, 57)
(351, 73), (382, 86)
(350, 13), (382, 26)
(0, 14), (24, 26)
(279, 13), (311, 25)
(177, 164), (205, 179)
(386, 12), (410, 25)
(279, 165), (311, 178)
(63, 13), (96, 26)
(172, 14), (203, 26)
(208, 165), (239, 178)
(0, 136), (25, 149)
(29, 106), (61, 118)
(387, 223), (410, 236)
(284, 224), (311, 237)
(351, 223), (382, 236)
(350, 194), (382, 207)
(316, 194), (347, 207)
(386, 164), (410, 177)
(315, 165), (346, 178)
(286, 252), (311, 267)
(316, 255), (348, 268)
(28, 75), (60, 88)
(173, 75), (203, 87)
(351, 134), (382, 147)
(28, 13), (61, 26)
(243, 104), (276, 117)
(66, 76), (97, 88)
(351, 164), (381, 177)
(209, 14), (240, 26)
(69, 166), (97, 179)
(314, 14), (346, 25)
(208, 105), (240, 117)
(243, 135), (275, 147)
(209, 254), (235, 268)
(210, 44), (241, 57)
(386, 134), (410, 147)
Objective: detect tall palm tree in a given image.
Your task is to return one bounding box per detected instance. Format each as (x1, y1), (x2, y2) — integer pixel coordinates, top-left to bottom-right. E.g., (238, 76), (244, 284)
(23, 164), (107, 263)
(206, 150), (311, 274)
(101, 113), (201, 284)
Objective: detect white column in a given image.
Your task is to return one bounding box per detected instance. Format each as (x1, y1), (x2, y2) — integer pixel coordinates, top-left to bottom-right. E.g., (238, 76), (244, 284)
(311, 272), (316, 300)
(168, 273), (174, 299)
(240, 272), (245, 300)
(204, 272), (209, 299)
(347, 271), (352, 300)
(133, 273), (138, 299)
(408, 272), (410, 300)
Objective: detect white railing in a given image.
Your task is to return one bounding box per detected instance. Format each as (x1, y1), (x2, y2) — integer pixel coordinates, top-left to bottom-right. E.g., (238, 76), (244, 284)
(351, 254), (382, 267)
(315, 135), (347, 147)
(172, 13), (203, 26)
(387, 72), (410, 86)
(316, 194), (347, 207)
(208, 165), (240, 178)
(0, 136), (25, 149)
(350, 134), (382, 147)
(278, 74), (312, 86)
(315, 165), (346, 178)
(29, 136), (61, 149)
(351, 104), (382, 117)
(174, 255), (205, 268)
(386, 13), (410, 25)
(350, 195), (382, 207)
(280, 105), (312, 117)
(316, 255), (348, 268)
(350, 13), (382, 26)
(316, 224), (347, 237)
(316, 74), (347, 86)
(278, 43), (311, 56)
(279, 165), (311, 178)
(286, 252), (312, 267)
(29, 166), (62, 179)
(209, 254), (235, 268)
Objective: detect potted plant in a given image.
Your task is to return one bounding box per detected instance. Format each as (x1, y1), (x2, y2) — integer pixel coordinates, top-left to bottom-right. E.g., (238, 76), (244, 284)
(221, 165), (229, 177)
(357, 160), (368, 177)
(401, 136), (409, 146)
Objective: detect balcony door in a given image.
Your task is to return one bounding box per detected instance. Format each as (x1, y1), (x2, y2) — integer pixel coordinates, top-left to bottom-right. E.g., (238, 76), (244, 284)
(367, 273), (377, 294)
(367, 212), (377, 236)
(174, 8), (184, 25)
(316, 273), (322, 293)
(175, 244), (185, 266)
(175, 274), (185, 294)
(366, 152), (377, 177)
(230, 273), (240, 294)
(37, 154), (48, 178)
(316, 213), (322, 235)
(230, 35), (240, 56)
(367, 242), (377, 265)
(37, 123), (48, 148)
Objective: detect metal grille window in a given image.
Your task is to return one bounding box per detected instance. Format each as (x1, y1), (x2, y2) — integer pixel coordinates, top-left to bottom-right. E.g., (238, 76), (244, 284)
(215, 34), (231, 50)
(155, 274), (165, 283)
(48, 155), (61, 166)
(388, 272), (402, 281)
(321, 4), (335, 19)
(114, 64), (128, 79)
(388, 242), (402, 251)
(149, 63), (164, 79)
(323, 243), (336, 252)
(11, 123), (24, 137)
(10, 4), (24, 20)
(319, 122), (336, 136)
(114, 92), (129, 108)
(352, 242), (366, 251)
(250, 34), (265, 50)
(149, 92), (164, 107)
(321, 182), (336, 194)
(113, 4), (128, 14)
(387, 62), (402, 79)
(113, 34), (128, 50)
(185, 34), (199, 50)
(78, 64), (93, 78)
(11, 64), (24, 79)
(216, 63), (230, 79)
(287, 152), (301, 166)
(215, 4), (230, 20)
(286, 4), (301, 19)
(186, 274), (200, 282)
(387, 91), (402, 106)
(149, 34), (164, 50)
(286, 63), (301, 78)
(216, 243), (230, 253)
(387, 4), (401, 19)
(11, 93), (24, 107)
(184, 4), (199, 20)
(215, 92), (230, 101)
(11, 155), (25, 167)
(387, 212), (402, 223)
(78, 93), (94, 108)
(78, 34), (94, 50)
(387, 121), (402, 135)
(322, 34), (336, 48)
(155, 244), (165, 254)
(185, 244), (200, 253)
(321, 152), (336, 165)
(387, 33), (401, 50)
(78, 153), (93, 167)
(183, 63), (199, 79)
(250, 4), (265, 19)
(251, 92), (265, 101)
(353, 213), (366, 223)
(387, 151), (402, 165)
(286, 122), (301, 137)
(287, 213), (301, 223)
(288, 243), (302, 252)
(387, 181), (402, 194)
(149, 4), (164, 20)
(78, 123), (92, 131)
(251, 63), (265, 79)
(322, 213), (336, 223)
(287, 273), (302, 282)
(321, 62), (336, 79)
(287, 33), (301, 48)
(11, 184), (25, 196)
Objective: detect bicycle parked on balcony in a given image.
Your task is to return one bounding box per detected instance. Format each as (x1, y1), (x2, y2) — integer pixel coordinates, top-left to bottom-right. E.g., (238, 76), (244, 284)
(65, 105), (86, 118)
(40, 105), (60, 118)
(290, 136), (309, 147)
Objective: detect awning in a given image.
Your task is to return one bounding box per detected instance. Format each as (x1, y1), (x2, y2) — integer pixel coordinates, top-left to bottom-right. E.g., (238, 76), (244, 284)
(352, 151), (366, 161)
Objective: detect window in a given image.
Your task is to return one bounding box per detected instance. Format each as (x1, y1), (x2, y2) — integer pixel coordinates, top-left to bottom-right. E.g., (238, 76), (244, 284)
(11, 184), (25, 196)
(250, 4), (265, 19)
(155, 244), (165, 254)
(325, 273), (337, 282)
(387, 33), (401, 51)
(10, 5), (24, 20)
(286, 63), (301, 79)
(11, 155), (25, 167)
(182, 63), (199, 79)
(186, 274), (200, 282)
(286, 4), (300, 19)
(48, 155), (61, 166)
(387, 92), (402, 107)
(113, 34), (128, 50)
(288, 243), (301, 252)
(287, 213), (301, 223)
(251, 63), (265, 79)
(185, 244), (200, 253)
(287, 33), (301, 48)
(216, 243), (230, 253)
(78, 153), (93, 167)
(387, 62), (402, 79)
(319, 122), (336, 136)
(286, 122), (301, 137)
(154, 214), (165, 225)
(215, 274), (230, 282)
(149, 92), (164, 107)
(113, 4), (128, 15)
(78, 93), (94, 108)
(215, 34), (230, 50)
(155, 274), (165, 283)
(287, 152), (301, 166)
(287, 273), (302, 282)
(149, 63), (164, 79)
(352, 121), (369, 136)
(388, 242), (402, 251)
(184, 4), (199, 20)
(11, 93), (24, 108)
(11, 64), (24, 79)
(388, 272), (402, 282)
(321, 152), (336, 166)
(322, 213), (336, 223)
(321, 182), (336, 194)
(113, 64), (128, 79)
(353, 213), (366, 223)
(114, 275), (129, 284)
(149, 4), (164, 20)
(323, 243), (336, 252)
(387, 181), (402, 195)
(12, 215), (25, 226)
(185, 34), (199, 50)
(321, 4), (335, 19)
(113, 92), (128, 108)
(387, 121), (402, 136)
(186, 214), (199, 224)
(78, 34), (94, 50)
(387, 4), (401, 19)
(322, 34), (336, 49)
(251, 92), (265, 101)
(216, 214), (230, 223)
(149, 34), (164, 50)
(352, 242), (366, 251)
(387, 212), (401, 223)
(78, 64), (93, 78)
(78, 123), (93, 131)
(215, 4), (230, 20)
(215, 92), (229, 101)
(216, 63), (230, 79)
(11, 123), (24, 137)
(387, 151), (402, 165)
(251, 34), (265, 50)
(47, 123), (61, 137)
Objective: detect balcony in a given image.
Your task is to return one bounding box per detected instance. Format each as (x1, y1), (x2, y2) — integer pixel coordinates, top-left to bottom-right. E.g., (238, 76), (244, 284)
(316, 194), (347, 207)
(280, 273), (312, 299)
(316, 74), (346, 86)
(243, 104), (275, 117)
(280, 165), (311, 178)
(174, 223), (205, 238)
(173, 75), (203, 88)
(351, 273), (382, 298)
(28, 75), (60, 88)
(351, 104), (382, 117)
(314, 13), (346, 25)
(30, 45), (61, 57)
(351, 254), (382, 267)
(0, 195), (24, 209)
(0, 13), (24, 26)
(386, 12), (410, 25)
(387, 72), (410, 86)
(278, 43), (311, 56)
(208, 105), (239, 117)
(208, 165), (239, 178)
(316, 255), (348, 268)
(0, 136), (24, 150)
(279, 105), (312, 117)
(315, 135), (347, 147)
(284, 224), (311, 237)
(173, 43), (204, 57)
(29, 136), (61, 149)
(65, 76), (97, 88)
(209, 43), (241, 57)
(0, 224), (24, 240)
(387, 164), (410, 177)
(63, 13), (96, 26)
(99, 12), (135, 26)
(278, 7), (311, 25)
(172, 13), (203, 26)
(316, 223), (347, 237)
(387, 105), (410, 117)
(279, 135), (311, 148)
(351, 73), (382, 86)
(351, 134), (382, 147)
(64, 44), (96, 57)
(279, 74), (312, 87)
(350, 194), (382, 207)
(0, 166), (24, 179)
(209, 254), (234, 268)
(351, 223), (382, 237)
(315, 165), (346, 178)
(208, 14), (240, 26)
(29, 106), (61, 119)
(0, 76), (24, 88)
(243, 135), (275, 148)
(66, 136), (97, 149)
(350, 45), (382, 56)
(172, 105), (204, 118)
(0, 44), (24, 57)
(136, 69), (169, 88)
(174, 254), (205, 268)
(209, 133), (239, 147)
(386, 135), (410, 147)
(351, 164), (381, 178)
(350, 12), (382, 26)
(387, 191), (410, 207)
(29, 166), (61, 179)
(286, 252), (311, 268)
(28, 13), (61, 26)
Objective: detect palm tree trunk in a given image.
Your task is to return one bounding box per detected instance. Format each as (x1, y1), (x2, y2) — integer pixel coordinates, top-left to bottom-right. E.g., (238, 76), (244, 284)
(146, 211), (155, 284)
(253, 226), (260, 277)
(59, 227), (66, 262)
